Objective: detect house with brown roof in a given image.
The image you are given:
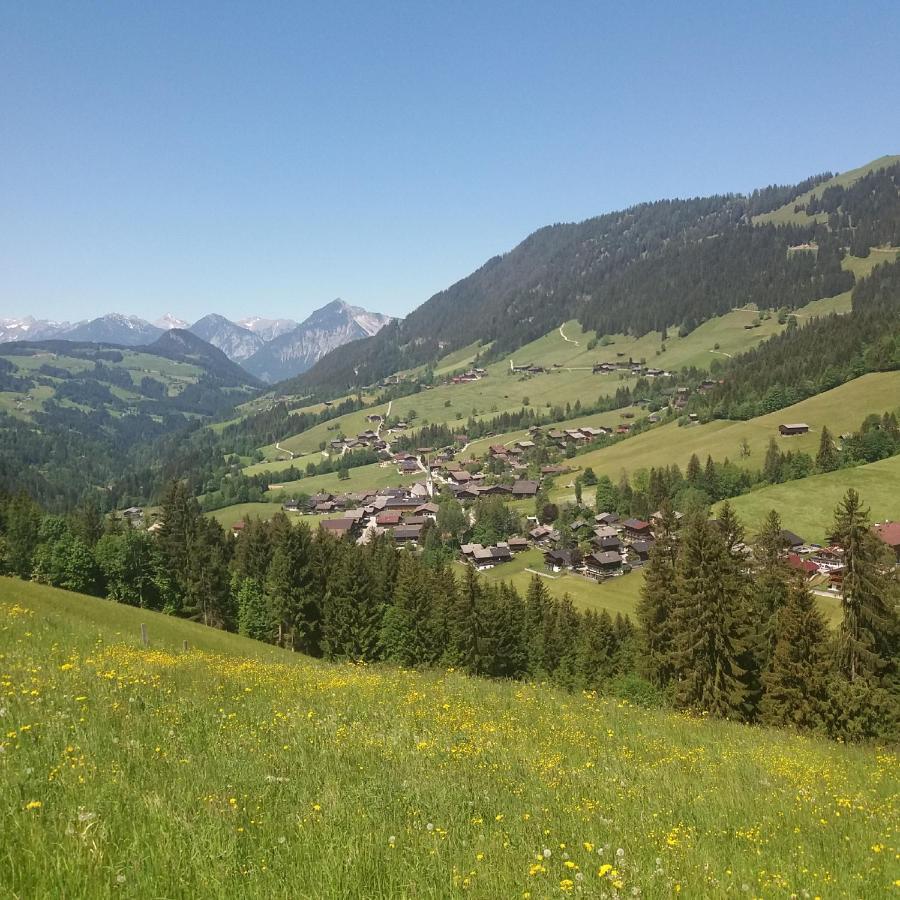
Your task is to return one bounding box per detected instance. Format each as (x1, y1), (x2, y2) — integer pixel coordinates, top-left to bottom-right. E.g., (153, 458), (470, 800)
(319, 519), (357, 537)
(779, 423), (810, 436)
(584, 550), (623, 576)
(511, 479), (539, 498)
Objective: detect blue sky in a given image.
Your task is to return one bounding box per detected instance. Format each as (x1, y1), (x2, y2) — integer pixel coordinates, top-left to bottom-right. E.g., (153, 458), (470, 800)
(2, 1), (898, 324)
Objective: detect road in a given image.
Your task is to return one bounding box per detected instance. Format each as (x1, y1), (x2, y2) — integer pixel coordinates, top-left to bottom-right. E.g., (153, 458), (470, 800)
(275, 441), (294, 460)
(708, 349), (733, 358)
(558, 324), (579, 345)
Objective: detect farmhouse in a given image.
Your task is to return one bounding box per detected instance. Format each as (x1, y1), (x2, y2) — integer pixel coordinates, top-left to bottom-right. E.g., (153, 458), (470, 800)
(319, 519), (357, 537)
(511, 479), (539, 498)
(584, 550), (623, 576)
(779, 423), (810, 436)
(872, 521), (900, 559)
(622, 518), (652, 538)
(545, 548), (575, 571)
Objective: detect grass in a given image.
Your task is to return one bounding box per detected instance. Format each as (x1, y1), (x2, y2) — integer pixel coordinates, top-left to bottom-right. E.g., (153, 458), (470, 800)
(206, 504), (333, 530)
(474, 549), (645, 618)
(267, 461), (424, 499)
(1, 578), (896, 898)
(551, 372), (900, 503)
(721, 454), (900, 545)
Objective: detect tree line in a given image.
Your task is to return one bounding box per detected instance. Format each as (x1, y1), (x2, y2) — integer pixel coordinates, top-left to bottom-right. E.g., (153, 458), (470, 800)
(1, 480), (896, 742)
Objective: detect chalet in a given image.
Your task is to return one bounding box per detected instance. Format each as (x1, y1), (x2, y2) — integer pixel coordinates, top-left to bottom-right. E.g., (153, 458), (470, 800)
(448, 470), (472, 484)
(507, 535), (530, 553)
(516, 440), (536, 450)
(122, 506), (143, 521)
(584, 550), (622, 576)
(282, 500), (300, 512)
(548, 430), (565, 441)
(872, 521), (900, 559)
(478, 483), (513, 496)
(595, 512), (620, 526)
(409, 482), (430, 498)
(779, 423), (810, 436)
(365, 413), (383, 423)
(320, 518), (356, 537)
(398, 459), (419, 474)
(529, 524), (559, 545)
(570, 518), (593, 534)
(383, 498), (421, 512)
(376, 511), (402, 527)
(593, 525), (619, 539)
(629, 539), (654, 562)
(310, 492), (335, 506)
(780, 529), (805, 549)
(416, 502), (439, 518)
(541, 464), (570, 476)
(231, 520), (246, 534)
(787, 553), (818, 576)
(393, 525), (423, 543)
(511, 479), (539, 498)
(454, 486), (481, 503)
(314, 501), (338, 513)
(616, 424), (631, 435)
(593, 534), (624, 552)
(400, 516), (427, 526)
(622, 518), (652, 538)
(545, 548), (575, 571)
(564, 429), (590, 443)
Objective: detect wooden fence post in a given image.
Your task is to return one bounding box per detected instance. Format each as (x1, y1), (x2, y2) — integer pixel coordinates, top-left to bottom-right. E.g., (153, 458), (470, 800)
(182, 640), (189, 652)
(140, 623), (149, 648)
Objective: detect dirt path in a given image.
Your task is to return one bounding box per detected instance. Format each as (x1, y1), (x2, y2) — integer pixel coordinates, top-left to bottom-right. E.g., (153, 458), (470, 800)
(275, 441), (294, 460)
(558, 324), (579, 345)
(708, 349), (733, 358)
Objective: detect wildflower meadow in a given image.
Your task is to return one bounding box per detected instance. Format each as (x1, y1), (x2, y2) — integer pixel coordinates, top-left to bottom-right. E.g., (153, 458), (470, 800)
(1, 578), (897, 898)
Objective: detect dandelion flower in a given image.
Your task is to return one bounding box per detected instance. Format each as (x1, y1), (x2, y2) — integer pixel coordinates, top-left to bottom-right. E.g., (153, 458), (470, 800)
(24, 800), (42, 811)
(542, 848), (552, 859)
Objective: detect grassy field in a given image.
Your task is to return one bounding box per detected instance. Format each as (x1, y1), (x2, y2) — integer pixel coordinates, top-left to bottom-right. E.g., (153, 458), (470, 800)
(551, 372), (900, 504)
(267, 461), (424, 499)
(721, 454), (900, 545)
(206, 504), (333, 530)
(1, 578), (895, 898)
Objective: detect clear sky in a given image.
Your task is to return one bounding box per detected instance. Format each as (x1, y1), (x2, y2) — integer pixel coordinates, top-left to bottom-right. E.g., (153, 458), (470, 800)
(2, 1), (898, 325)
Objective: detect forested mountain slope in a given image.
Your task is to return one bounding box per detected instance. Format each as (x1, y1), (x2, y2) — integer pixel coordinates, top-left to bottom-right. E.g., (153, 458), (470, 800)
(0, 336), (261, 509)
(292, 159), (899, 395)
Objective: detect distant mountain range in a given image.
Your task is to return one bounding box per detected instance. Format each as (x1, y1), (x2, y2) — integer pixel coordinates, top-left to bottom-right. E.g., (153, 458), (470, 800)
(0, 299), (392, 382)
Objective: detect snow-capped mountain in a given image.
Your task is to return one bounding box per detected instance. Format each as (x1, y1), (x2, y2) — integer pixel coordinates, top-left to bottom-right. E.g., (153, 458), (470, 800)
(0, 316), (71, 343)
(60, 314), (163, 346)
(242, 299), (393, 383)
(237, 317), (298, 341)
(188, 314), (265, 362)
(154, 313), (189, 331)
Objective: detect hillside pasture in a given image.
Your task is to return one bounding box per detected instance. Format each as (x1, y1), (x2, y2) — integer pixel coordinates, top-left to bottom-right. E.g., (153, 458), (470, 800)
(551, 372), (900, 504)
(1, 578), (894, 898)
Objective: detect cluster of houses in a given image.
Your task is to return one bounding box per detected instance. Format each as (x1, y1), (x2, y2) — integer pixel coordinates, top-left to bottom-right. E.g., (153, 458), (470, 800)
(280, 485), (438, 544)
(449, 368), (487, 384)
(530, 512), (661, 580)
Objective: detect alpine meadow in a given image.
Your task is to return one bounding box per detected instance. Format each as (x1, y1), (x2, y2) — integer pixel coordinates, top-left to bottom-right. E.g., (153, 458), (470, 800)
(2, 6), (900, 898)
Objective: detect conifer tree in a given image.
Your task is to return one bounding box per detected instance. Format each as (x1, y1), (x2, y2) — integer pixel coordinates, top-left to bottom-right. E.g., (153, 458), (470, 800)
(448, 564), (482, 674)
(380, 554), (439, 666)
(671, 512), (757, 720)
(524, 575), (551, 677)
(322, 546), (381, 662)
(758, 582), (830, 732)
(236, 577), (274, 642)
(830, 489), (899, 685)
(815, 425), (839, 472)
(635, 503), (678, 686)
(763, 438), (783, 483)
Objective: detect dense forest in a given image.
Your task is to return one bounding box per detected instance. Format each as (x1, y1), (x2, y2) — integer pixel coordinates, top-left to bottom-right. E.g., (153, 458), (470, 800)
(1, 482), (896, 743)
(292, 164), (899, 395)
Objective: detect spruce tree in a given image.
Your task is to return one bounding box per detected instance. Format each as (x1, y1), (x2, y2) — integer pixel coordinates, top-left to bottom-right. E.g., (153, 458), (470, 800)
(448, 565), (482, 674)
(236, 577), (274, 642)
(322, 546), (381, 662)
(830, 489), (899, 685)
(671, 512), (757, 720)
(815, 425), (839, 472)
(380, 554), (439, 666)
(524, 575), (551, 677)
(758, 582), (830, 732)
(635, 502), (678, 686)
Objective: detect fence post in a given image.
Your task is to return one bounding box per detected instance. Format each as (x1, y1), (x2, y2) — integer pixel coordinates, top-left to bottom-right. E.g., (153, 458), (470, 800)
(140, 623), (149, 648)
(182, 640), (189, 652)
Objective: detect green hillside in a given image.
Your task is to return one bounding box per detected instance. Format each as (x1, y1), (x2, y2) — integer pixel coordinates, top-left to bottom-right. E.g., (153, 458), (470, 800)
(722, 454), (900, 544)
(551, 372), (900, 503)
(2, 578), (895, 898)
